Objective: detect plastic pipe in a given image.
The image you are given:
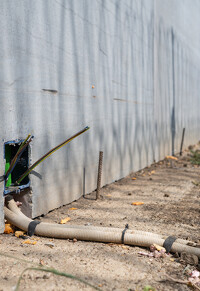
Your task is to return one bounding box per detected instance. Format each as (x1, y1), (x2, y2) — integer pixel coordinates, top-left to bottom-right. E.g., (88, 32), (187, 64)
(7, 199), (196, 247)
(4, 200), (200, 257)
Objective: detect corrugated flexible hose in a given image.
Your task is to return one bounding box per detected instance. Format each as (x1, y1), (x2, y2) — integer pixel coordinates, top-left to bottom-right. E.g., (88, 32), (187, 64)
(4, 198), (200, 258)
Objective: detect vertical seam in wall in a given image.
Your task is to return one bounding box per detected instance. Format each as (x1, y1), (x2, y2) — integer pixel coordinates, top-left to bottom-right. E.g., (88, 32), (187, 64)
(153, 0), (157, 161)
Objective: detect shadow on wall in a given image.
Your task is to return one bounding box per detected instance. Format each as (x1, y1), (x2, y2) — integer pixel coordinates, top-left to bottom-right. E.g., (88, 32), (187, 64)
(171, 28), (175, 156)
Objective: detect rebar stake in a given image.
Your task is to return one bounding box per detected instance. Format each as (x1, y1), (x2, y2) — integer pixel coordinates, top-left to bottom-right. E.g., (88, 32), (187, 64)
(96, 151), (103, 200)
(83, 167), (85, 198)
(180, 128), (185, 156)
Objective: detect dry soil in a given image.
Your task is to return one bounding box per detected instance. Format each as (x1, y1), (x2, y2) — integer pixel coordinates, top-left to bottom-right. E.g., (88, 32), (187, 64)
(0, 147), (200, 291)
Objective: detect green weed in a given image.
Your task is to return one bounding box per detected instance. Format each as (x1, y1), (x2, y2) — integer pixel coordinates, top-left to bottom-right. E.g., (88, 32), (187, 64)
(190, 150), (200, 165)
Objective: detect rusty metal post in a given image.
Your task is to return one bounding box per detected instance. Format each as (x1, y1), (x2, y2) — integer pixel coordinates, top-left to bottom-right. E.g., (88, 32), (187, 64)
(83, 167), (85, 197)
(180, 128), (185, 156)
(96, 151), (103, 200)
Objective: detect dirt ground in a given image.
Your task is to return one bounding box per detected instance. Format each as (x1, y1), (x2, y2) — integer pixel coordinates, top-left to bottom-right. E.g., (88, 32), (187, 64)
(0, 147), (200, 291)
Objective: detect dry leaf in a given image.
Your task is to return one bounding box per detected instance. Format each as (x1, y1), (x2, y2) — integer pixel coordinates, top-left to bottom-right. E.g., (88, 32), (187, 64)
(192, 181), (200, 186)
(60, 217), (71, 224)
(121, 245), (128, 249)
(4, 223), (15, 234)
(69, 208), (77, 210)
(166, 155), (178, 160)
(30, 237), (40, 241)
(106, 194), (112, 197)
(15, 231), (25, 238)
(132, 177), (137, 180)
(151, 170), (155, 174)
(108, 243), (118, 247)
(22, 240), (37, 245)
(131, 202), (144, 206)
(39, 259), (45, 265)
(152, 243), (165, 252)
(45, 243), (55, 248)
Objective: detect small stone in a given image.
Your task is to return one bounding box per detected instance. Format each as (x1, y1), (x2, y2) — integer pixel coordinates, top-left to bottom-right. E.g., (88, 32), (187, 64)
(45, 243), (55, 248)
(173, 252), (179, 258)
(39, 259), (45, 266)
(73, 238), (77, 243)
(43, 274), (50, 279)
(27, 274), (34, 280)
(188, 145), (194, 150)
(180, 252), (199, 265)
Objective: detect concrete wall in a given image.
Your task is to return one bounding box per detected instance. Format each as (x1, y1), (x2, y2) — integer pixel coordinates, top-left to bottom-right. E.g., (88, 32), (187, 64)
(0, 0), (200, 228)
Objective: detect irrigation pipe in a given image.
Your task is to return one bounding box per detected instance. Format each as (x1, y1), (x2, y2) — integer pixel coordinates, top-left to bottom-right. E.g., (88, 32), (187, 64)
(4, 199), (200, 258)
(6, 199), (196, 247)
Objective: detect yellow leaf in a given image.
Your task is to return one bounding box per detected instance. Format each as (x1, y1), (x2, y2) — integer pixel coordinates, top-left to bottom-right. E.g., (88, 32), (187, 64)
(131, 202), (144, 206)
(151, 170), (155, 174)
(122, 245), (128, 249)
(166, 156), (178, 160)
(69, 208), (77, 210)
(39, 259), (45, 265)
(60, 217), (71, 224)
(22, 240), (37, 245)
(106, 194), (112, 197)
(30, 237), (40, 241)
(153, 244), (165, 252)
(4, 223), (15, 234)
(15, 231), (25, 238)
(132, 177), (137, 180)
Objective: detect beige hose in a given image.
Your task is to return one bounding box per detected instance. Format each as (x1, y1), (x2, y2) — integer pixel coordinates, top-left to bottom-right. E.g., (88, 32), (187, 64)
(4, 199), (200, 257)
(7, 199), (196, 247)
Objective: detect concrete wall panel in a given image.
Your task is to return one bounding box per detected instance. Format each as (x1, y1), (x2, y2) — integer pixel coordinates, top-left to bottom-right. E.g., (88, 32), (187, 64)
(0, 0), (200, 225)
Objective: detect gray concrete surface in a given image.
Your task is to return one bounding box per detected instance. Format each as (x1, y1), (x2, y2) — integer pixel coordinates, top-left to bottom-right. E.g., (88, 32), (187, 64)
(0, 145), (4, 233)
(0, 0), (200, 228)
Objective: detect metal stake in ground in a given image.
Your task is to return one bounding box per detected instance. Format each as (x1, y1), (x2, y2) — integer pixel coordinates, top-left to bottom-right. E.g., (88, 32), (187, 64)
(83, 167), (85, 198)
(96, 151), (103, 200)
(180, 128), (185, 156)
